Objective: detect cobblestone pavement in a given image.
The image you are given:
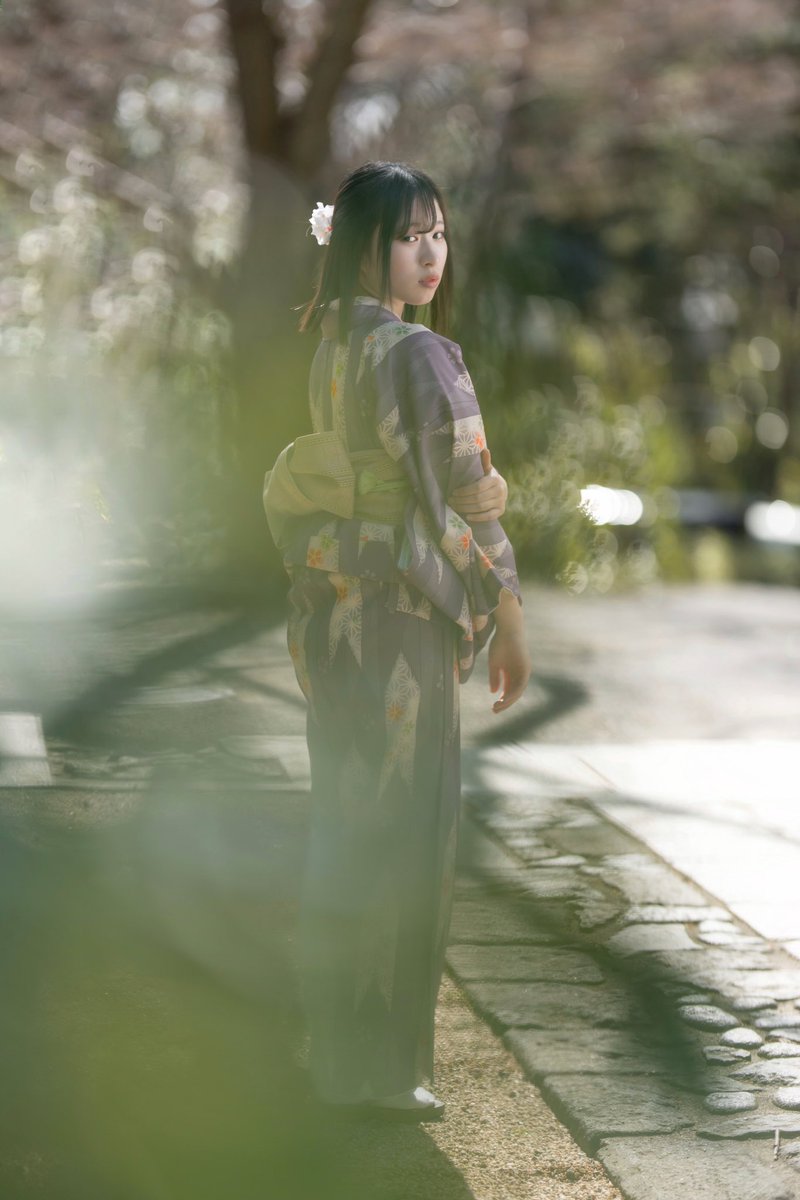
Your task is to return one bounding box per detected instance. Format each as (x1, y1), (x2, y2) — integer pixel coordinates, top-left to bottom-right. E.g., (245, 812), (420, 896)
(2, 579), (799, 1199)
(449, 580), (800, 1199)
(451, 788), (800, 1199)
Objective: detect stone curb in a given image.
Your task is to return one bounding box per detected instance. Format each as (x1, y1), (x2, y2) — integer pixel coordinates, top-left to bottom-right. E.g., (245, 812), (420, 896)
(446, 791), (800, 1199)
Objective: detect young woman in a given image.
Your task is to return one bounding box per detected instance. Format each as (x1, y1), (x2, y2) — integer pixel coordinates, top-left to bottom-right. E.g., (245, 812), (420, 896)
(267, 160), (530, 1121)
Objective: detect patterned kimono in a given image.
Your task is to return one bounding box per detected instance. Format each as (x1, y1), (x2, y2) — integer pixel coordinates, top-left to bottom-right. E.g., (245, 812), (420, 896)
(277, 295), (522, 1103)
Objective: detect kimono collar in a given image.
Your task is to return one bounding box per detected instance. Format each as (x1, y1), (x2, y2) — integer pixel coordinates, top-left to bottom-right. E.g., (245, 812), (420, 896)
(326, 295), (396, 315)
(320, 295), (398, 339)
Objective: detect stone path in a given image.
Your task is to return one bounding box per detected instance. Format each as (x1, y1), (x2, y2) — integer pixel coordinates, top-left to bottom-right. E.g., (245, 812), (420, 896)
(449, 762), (800, 1199)
(484, 740), (800, 952)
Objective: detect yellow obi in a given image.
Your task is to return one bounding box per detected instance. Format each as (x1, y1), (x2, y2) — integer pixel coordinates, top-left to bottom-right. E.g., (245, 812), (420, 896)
(263, 430), (410, 551)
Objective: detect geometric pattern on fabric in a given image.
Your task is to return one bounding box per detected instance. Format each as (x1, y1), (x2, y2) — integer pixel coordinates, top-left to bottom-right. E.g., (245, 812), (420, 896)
(286, 564), (460, 1105)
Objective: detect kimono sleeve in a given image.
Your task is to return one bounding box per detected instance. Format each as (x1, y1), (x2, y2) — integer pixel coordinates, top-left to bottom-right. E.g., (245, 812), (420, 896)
(372, 327), (522, 674)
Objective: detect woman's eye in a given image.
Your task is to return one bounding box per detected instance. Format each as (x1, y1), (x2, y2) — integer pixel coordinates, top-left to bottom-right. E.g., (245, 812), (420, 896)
(402, 231), (446, 242)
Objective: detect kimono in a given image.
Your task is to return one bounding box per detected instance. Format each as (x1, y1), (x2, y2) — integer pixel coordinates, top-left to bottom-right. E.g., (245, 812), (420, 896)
(270, 295), (522, 1103)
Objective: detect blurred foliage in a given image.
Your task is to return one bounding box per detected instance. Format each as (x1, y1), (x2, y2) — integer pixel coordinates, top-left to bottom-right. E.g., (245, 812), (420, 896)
(1, 0), (799, 596)
(471, 300), (694, 593)
(453, 0), (800, 591)
(0, 160), (239, 589)
(0, 0), (246, 595)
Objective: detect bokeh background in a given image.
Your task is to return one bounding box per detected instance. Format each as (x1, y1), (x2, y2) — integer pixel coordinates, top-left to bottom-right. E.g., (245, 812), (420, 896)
(2, 5), (800, 1198)
(2, 0), (799, 615)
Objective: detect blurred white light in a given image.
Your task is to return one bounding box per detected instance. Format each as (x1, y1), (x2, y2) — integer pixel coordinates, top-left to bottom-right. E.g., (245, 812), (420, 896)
(18, 228), (55, 265)
(15, 149), (46, 183)
(748, 336), (781, 371)
(131, 248), (167, 284)
(65, 147), (100, 179)
(0, 325), (46, 357)
(744, 500), (800, 545)
(143, 204), (171, 234)
(277, 74), (307, 106)
(148, 78), (182, 116)
(191, 85), (226, 117)
(183, 12), (222, 38)
(560, 561), (588, 594)
(198, 187), (230, 216)
(681, 287), (738, 330)
(754, 409), (789, 450)
(337, 94), (400, 154)
(116, 88), (148, 128)
(579, 485), (644, 526)
(130, 126), (164, 158)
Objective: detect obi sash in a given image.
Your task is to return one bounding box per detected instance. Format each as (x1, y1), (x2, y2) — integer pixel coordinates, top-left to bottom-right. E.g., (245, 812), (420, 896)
(263, 429), (411, 553)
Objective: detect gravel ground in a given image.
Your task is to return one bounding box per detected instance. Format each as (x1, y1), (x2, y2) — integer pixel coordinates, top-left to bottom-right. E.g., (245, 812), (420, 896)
(327, 972), (622, 1200)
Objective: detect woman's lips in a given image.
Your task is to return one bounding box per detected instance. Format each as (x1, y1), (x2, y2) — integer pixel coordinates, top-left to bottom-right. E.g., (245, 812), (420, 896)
(420, 276), (440, 286)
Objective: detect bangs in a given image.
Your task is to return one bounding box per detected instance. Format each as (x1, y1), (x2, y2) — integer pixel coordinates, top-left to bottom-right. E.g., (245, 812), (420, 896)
(390, 183), (439, 237)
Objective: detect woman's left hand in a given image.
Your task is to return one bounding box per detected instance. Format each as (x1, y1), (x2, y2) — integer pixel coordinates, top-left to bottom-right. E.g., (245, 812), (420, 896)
(448, 448), (508, 522)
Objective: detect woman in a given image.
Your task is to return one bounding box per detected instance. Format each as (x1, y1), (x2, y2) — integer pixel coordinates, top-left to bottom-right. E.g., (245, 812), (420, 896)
(267, 161), (531, 1121)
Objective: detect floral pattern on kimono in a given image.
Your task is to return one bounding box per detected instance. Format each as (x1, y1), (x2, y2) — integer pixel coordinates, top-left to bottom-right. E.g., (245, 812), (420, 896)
(271, 298), (522, 684)
(395, 582), (432, 620)
(326, 571), (363, 667)
(306, 520), (340, 572)
(371, 327), (522, 680)
(357, 521), (396, 552)
(378, 650), (420, 803)
(356, 320), (428, 382)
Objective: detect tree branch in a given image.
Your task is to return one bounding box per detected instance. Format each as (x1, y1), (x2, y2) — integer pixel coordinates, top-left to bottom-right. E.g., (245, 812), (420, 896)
(290, 0), (375, 176)
(224, 0), (285, 155)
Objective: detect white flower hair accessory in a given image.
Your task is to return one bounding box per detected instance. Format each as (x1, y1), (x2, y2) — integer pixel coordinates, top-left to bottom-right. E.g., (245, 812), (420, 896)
(309, 201), (334, 245)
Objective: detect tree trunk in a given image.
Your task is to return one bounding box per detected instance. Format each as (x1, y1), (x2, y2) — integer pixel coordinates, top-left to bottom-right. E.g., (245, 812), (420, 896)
(217, 0), (377, 599)
(216, 157), (317, 599)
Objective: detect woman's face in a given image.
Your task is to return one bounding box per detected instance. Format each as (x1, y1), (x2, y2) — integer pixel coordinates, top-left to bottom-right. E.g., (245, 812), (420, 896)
(358, 199), (447, 317)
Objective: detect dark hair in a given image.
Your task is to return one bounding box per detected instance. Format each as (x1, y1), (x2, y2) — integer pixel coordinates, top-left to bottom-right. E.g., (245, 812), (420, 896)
(296, 161), (453, 344)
